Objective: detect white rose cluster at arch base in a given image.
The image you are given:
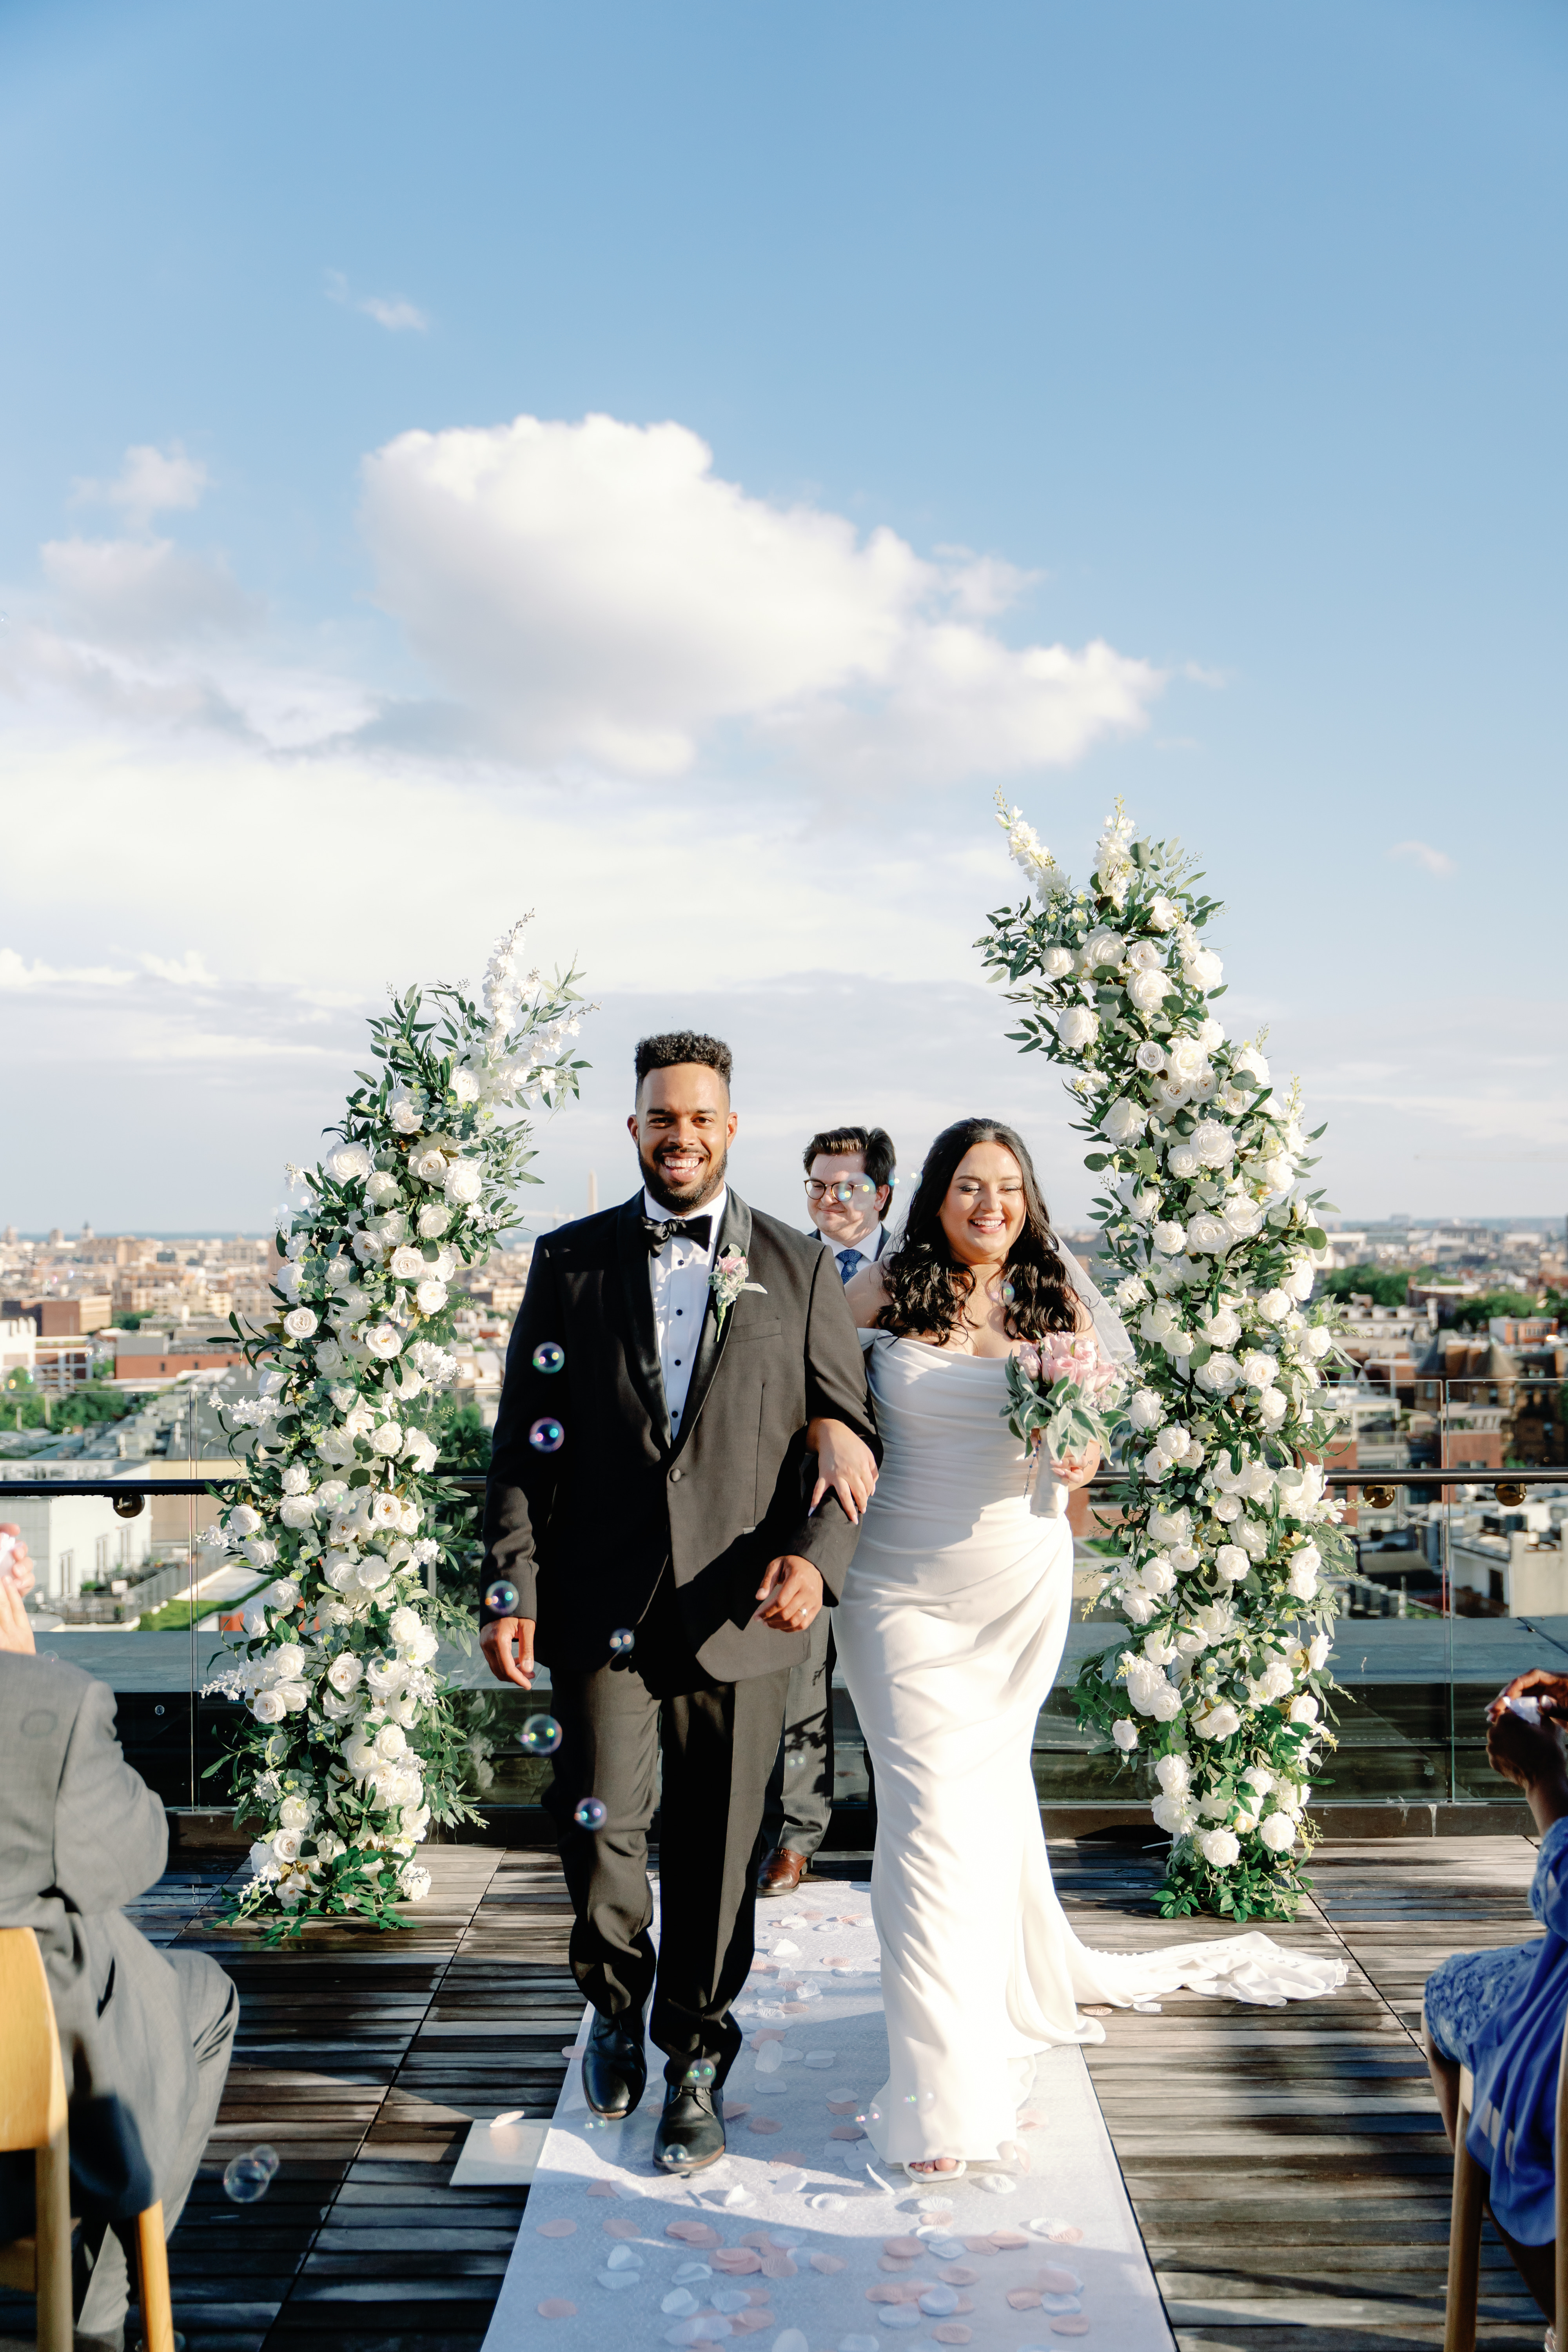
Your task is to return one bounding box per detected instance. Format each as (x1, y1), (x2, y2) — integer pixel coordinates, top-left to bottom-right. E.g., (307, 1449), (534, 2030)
(204, 921), (590, 1937)
(981, 798), (1348, 1922)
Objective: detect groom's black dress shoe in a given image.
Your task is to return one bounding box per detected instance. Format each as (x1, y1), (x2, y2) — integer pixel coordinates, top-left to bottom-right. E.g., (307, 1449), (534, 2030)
(652, 2079), (726, 2173)
(583, 2004), (648, 2119)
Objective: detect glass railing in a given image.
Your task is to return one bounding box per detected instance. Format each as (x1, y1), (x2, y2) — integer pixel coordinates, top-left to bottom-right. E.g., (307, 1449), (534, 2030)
(5, 1371), (1563, 1835)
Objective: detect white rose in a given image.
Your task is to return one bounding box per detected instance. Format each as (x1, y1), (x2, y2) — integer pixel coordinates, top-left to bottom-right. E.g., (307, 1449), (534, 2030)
(1040, 946), (1074, 978)
(1127, 1388), (1164, 1432)
(389, 1093), (423, 1134)
(1298, 1323), (1332, 1359)
(328, 1142), (374, 1182)
(356, 1550), (396, 1587)
(360, 1325), (401, 1365)
(1056, 1006), (1100, 1052)
(229, 1504), (262, 1538)
(1252, 1287), (1289, 1324)
(1214, 1544), (1250, 1584)
(1154, 1753), (1191, 1795)
(1147, 1507), (1191, 1549)
(1147, 895), (1179, 931)
(450, 1068), (481, 1105)
(1186, 1212), (1231, 1254)
(1165, 1142), (1200, 1179)
(1232, 1043), (1270, 1083)
(343, 1734), (378, 1778)
(401, 1428), (439, 1474)
(1111, 1719), (1140, 1753)
(283, 1307), (318, 1340)
(1147, 1681), (1183, 1722)
(415, 1205), (451, 1240)
(248, 1839), (281, 1879)
(279, 1495), (318, 1529)
(1101, 1098), (1145, 1146)
(1259, 1813), (1297, 1853)
(1126, 968), (1171, 1013)
(444, 1160), (483, 1206)
(388, 1604), (422, 1646)
(271, 1826), (304, 1864)
(368, 1493), (403, 1529)
(1152, 1792), (1197, 1836)
(1191, 1119), (1233, 1168)
(242, 1534), (278, 1568)
(369, 1421), (405, 1457)
(278, 1795), (314, 1830)
(1126, 939), (1163, 971)
(1194, 1351), (1240, 1394)
(1223, 1197), (1265, 1243)
(1184, 945), (1223, 989)
(1201, 1304), (1242, 1348)
(389, 1245), (425, 1282)
(1289, 1695), (1320, 1725)
(1307, 1632), (1330, 1670)
(410, 1145), (450, 1185)
(1253, 1660), (1294, 1703)
(327, 1651), (364, 1694)
(376, 1721), (408, 1759)
(1152, 1220), (1187, 1256)
(265, 1578), (302, 1611)
(251, 1689), (287, 1724)
(1286, 1548), (1321, 1601)
(1258, 1388), (1289, 1429)
(1198, 1828), (1240, 1868)
(1165, 1035), (1207, 1085)
(1122, 1591), (1156, 1625)
(1239, 1350), (1278, 1390)
(1193, 1702), (1241, 1742)
(415, 1279), (448, 1314)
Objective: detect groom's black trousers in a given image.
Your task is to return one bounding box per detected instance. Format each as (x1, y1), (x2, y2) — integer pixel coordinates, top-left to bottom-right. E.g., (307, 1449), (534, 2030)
(542, 1570), (791, 2086)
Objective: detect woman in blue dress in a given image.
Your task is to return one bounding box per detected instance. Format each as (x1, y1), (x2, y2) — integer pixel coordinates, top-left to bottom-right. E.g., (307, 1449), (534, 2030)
(1425, 1675), (1568, 2327)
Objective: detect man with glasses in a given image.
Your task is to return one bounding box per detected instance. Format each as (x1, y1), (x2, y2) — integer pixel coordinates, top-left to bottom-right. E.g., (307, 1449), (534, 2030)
(757, 1125), (897, 1895)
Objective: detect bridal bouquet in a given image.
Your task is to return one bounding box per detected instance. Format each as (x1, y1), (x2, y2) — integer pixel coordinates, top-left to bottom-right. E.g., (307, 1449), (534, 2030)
(1002, 1332), (1125, 1514)
(203, 921), (590, 1939)
(978, 797), (1347, 1923)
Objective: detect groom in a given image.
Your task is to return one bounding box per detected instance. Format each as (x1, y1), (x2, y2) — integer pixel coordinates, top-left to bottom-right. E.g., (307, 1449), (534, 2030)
(480, 1032), (879, 2173)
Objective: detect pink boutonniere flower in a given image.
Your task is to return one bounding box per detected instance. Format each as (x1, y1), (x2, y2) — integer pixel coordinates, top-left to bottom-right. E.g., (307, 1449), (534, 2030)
(710, 1249), (767, 1330)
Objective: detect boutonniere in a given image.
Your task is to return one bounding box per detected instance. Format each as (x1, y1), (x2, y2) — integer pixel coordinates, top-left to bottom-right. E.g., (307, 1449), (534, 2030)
(710, 1249), (767, 1331)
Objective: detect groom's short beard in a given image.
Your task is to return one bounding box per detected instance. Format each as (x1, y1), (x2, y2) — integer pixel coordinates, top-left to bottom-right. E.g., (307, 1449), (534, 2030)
(641, 1143), (728, 1214)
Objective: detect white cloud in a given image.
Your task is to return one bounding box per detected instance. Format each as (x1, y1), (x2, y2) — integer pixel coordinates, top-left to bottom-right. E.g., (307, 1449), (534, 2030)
(327, 270), (428, 332)
(1390, 837), (1456, 877)
(360, 412), (1163, 780)
(70, 442), (210, 530)
(39, 536), (261, 650)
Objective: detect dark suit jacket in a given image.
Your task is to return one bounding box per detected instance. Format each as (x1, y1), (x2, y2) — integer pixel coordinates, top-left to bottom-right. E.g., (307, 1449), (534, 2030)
(0, 1653), (200, 2230)
(481, 1188), (879, 1682)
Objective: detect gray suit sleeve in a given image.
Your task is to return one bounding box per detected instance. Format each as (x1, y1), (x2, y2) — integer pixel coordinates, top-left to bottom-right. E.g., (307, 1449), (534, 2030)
(51, 1680), (169, 1918)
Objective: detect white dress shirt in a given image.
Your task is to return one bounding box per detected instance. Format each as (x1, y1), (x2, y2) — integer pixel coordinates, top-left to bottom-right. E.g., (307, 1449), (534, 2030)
(643, 1185), (726, 1436)
(821, 1221), (889, 1285)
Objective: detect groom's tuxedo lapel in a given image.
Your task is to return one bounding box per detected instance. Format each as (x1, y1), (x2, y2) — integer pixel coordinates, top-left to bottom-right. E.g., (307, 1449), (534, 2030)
(615, 1194), (672, 1450)
(670, 1190), (752, 1461)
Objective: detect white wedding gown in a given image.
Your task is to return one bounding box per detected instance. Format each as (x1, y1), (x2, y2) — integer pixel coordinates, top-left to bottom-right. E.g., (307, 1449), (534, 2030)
(835, 1332), (1345, 2168)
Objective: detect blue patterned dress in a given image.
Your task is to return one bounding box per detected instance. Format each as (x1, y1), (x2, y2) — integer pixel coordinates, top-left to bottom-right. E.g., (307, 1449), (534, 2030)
(1425, 1814), (1568, 2245)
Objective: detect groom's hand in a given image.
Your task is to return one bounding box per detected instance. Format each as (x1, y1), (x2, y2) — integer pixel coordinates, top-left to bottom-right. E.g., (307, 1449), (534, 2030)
(481, 1615), (536, 1689)
(755, 1556), (823, 1633)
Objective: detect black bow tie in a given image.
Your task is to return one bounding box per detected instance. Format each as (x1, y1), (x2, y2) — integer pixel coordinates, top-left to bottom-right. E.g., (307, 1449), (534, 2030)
(643, 1213), (713, 1255)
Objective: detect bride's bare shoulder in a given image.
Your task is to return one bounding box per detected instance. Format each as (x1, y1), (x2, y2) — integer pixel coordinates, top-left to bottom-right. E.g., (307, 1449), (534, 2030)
(844, 1258), (893, 1329)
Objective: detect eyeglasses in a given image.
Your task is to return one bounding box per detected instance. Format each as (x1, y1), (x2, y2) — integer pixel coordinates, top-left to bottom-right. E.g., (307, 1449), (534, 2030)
(805, 1178), (878, 1203)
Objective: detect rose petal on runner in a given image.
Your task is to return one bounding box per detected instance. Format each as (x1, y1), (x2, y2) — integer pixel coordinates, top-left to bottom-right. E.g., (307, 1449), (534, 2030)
(1007, 2290), (1043, 2310)
(748, 2115), (782, 2135)
(938, 2267), (978, 2287)
(760, 2252), (798, 2278)
(810, 2252), (845, 2273)
(537, 2300), (577, 2318)
(826, 2100), (860, 2115)
(1051, 2323), (1091, 2339)
(931, 2330), (972, 2346)
(882, 2239), (923, 2261)
(830, 2124), (866, 2140)
(710, 2249), (764, 2275)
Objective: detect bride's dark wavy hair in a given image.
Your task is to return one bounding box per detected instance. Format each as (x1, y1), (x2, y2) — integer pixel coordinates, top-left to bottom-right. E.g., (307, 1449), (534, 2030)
(877, 1117), (1081, 1343)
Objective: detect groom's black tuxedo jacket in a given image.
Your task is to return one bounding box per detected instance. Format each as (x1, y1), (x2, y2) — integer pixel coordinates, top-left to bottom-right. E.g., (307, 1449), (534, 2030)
(481, 1188), (880, 1683)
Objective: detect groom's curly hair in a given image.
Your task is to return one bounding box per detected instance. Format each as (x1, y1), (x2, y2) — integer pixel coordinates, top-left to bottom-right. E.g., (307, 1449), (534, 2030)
(877, 1117), (1082, 1342)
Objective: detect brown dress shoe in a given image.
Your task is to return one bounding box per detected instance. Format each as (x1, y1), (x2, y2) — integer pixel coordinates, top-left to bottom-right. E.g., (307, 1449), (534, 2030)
(757, 1846), (806, 1896)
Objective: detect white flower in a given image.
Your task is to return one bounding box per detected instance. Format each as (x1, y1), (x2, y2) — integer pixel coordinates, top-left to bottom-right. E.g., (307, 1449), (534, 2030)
(1126, 968), (1171, 1013)
(1056, 1007), (1100, 1052)
(1232, 1043), (1270, 1084)
(1186, 1212), (1231, 1254)
(1155, 1753), (1192, 1796)
(1259, 1813), (1297, 1853)
(1191, 1119), (1234, 1168)
(1152, 1792), (1197, 1836)
(369, 1421), (405, 1457)
(282, 1307), (318, 1340)
(364, 1322), (405, 1361)
(1198, 1828), (1240, 1868)
(1112, 1719), (1140, 1753)
(415, 1279), (448, 1314)
(389, 1245), (426, 1282)
(356, 1549), (396, 1586)
(271, 1826), (304, 1864)
(1165, 1035), (1208, 1085)
(1194, 1350), (1241, 1394)
(327, 1651), (364, 1694)
(1040, 945), (1074, 978)
(266, 1577), (303, 1610)
(1193, 1701), (1241, 1742)
(229, 1504), (262, 1538)
(248, 1838), (281, 1880)
(1286, 1545), (1321, 1601)
(251, 1689), (287, 1724)
(242, 1534), (278, 1568)
(1183, 944), (1223, 989)
(1243, 1764), (1274, 1794)
(376, 1721), (408, 1759)
(1239, 1350), (1278, 1390)
(368, 1494), (403, 1530)
(1214, 1544), (1250, 1585)
(444, 1159), (483, 1206)
(1223, 1197), (1265, 1243)
(1148, 895), (1179, 931)
(416, 1204), (452, 1239)
(1165, 1142), (1200, 1180)
(1102, 1098), (1146, 1146)
(1201, 1303), (1242, 1348)
(1288, 1695), (1320, 1725)
(401, 1428), (438, 1474)
(450, 1068), (481, 1105)
(1147, 1506), (1191, 1548)
(278, 1464), (309, 1496)
(1152, 1220), (1187, 1255)
(1134, 1039), (1166, 1073)
(343, 1733), (379, 1778)
(1252, 1660), (1295, 1703)
(410, 1145), (450, 1185)
(1298, 1323), (1332, 1360)
(389, 1092), (424, 1134)
(388, 1604), (422, 1646)
(1307, 1632), (1330, 1670)
(400, 1864), (433, 1902)
(328, 1142), (374, 1182)
(1116, 1273), (1149, 1309)
(1127, 1388), (1164, 1432)
(278, 1794), (315, 1830)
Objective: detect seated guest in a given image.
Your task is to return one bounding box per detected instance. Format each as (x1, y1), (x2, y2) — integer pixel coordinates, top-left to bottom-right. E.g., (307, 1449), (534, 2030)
(1425, 1677), (1568, 2327)
(0, 1526), (239, 2352)
(757, 1125), (895, 1896)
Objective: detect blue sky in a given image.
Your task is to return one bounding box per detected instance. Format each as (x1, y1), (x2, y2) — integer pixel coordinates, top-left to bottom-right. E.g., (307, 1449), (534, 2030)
(1, 0), (1564, 1234)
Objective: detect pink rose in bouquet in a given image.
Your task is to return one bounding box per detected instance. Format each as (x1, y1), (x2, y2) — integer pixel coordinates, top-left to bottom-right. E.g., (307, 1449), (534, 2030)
(1003, 1327), (1124, 1483)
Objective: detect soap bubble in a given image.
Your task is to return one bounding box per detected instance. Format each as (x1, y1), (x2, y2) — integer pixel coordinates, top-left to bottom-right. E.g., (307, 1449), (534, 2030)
(574, 1797), (608, 1830)
(484, 1580), (519, 1615)
(250, 2144), (280, 2179)
(532, 1341), (566, 1374)
(1000, 1279), (1016, 1304)
(608, 1627), (636, 1655)
(683, 2058), (717, 2084)
(223, 2153), (272, 2203)
(521, 1713), (562, 1754)
(529, 1417), (565, 1452)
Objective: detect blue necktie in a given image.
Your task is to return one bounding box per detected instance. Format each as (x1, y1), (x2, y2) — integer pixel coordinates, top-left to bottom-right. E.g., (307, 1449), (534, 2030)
(838, 1249), (863, 1285)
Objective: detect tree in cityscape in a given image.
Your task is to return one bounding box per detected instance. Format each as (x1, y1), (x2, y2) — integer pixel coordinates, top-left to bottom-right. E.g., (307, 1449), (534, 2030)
(979, 800), (1348, 1920)
(203, 923), (589, 1936)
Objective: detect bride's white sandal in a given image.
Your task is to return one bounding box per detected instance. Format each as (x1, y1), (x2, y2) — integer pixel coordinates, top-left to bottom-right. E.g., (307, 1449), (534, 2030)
(904, 2158), (967, 2180)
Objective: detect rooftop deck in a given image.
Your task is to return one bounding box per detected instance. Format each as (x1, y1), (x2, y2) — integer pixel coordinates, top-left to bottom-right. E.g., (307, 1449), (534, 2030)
(0, 1836), (1550, 2352)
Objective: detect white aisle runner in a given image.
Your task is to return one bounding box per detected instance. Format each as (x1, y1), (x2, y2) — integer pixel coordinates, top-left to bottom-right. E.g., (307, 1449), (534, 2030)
(480, 1886), (1174, 2352)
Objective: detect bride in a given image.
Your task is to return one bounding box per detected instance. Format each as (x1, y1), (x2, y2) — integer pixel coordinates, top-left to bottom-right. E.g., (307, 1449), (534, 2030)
(838, 1116), (1340, 2178)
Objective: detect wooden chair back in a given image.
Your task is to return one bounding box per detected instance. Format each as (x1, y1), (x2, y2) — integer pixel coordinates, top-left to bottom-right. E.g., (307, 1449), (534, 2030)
(1444, 2005), (1568, 2352)
(0, 1926), (175, 2352)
